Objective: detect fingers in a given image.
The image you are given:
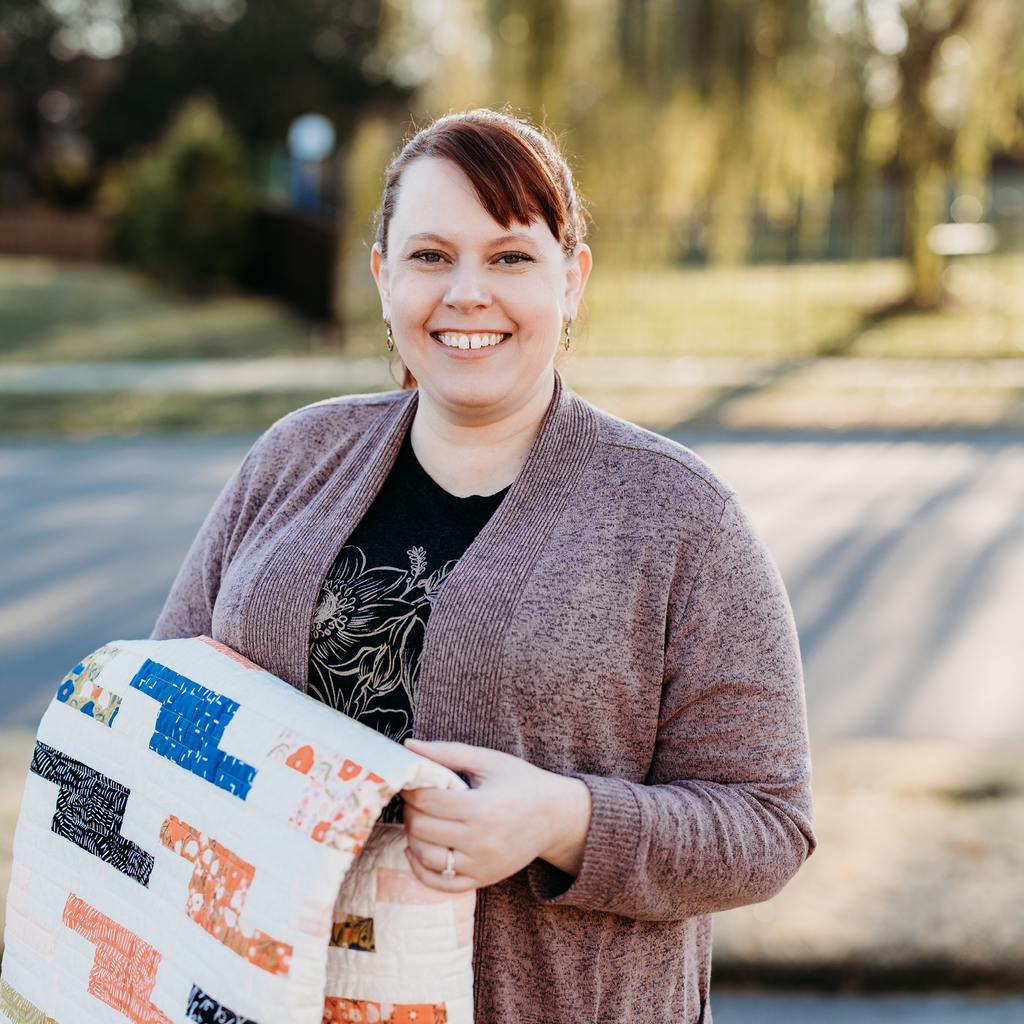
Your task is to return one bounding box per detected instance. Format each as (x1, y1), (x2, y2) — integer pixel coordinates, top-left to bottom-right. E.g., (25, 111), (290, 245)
(402, 800), (471, 847)
(403, 844), (478, 893)
(401, 785), (473, 821)
(404, 738), (505, 780)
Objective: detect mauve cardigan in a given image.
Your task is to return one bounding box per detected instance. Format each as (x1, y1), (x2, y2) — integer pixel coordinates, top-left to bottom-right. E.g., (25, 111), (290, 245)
(152, 375), (815, 1024)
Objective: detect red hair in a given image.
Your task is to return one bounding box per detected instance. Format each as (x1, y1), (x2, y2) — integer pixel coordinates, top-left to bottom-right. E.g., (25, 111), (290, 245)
(375, 111), (587, 389)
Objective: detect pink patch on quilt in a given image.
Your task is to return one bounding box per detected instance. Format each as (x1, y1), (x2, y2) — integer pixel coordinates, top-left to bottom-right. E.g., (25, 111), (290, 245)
(6, 859), (58, 963)
(375, 869), (475, 948)
(197, 635), (265, 671)
(375, 868), (454, 905)
(268, 729), (394, 850)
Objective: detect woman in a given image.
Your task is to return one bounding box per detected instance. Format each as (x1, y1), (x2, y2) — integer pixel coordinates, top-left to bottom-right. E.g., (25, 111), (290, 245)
(154, 109), (814, 1023)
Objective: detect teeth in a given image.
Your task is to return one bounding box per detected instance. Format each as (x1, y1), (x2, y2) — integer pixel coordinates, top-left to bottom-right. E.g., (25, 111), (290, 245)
(437, 332), (507, 348)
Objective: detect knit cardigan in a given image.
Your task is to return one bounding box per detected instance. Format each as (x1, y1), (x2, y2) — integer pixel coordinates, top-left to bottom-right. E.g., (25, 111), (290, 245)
(152, 375), (815, 1024)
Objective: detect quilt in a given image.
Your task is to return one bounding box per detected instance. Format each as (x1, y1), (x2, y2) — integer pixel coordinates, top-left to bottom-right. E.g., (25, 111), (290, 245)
(1, 637), (474, 1024)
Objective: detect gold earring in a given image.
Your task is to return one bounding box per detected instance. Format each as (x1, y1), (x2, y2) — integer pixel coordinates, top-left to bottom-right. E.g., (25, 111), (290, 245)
(563, 319), (572, 351)
(386, 321), (394, 352)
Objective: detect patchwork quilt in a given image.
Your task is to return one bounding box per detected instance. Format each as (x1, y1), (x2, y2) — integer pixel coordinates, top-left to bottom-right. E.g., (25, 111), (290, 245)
(1, 637), (474, 1024)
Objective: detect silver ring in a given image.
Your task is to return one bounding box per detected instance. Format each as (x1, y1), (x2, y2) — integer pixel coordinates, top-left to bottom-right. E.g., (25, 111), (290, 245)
(441, 848), (456, 881)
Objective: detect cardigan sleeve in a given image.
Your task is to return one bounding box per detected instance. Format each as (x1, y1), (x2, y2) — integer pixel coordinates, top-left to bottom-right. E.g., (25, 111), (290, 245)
(529, 494), (815, 921)
(149, 448), (257, 641)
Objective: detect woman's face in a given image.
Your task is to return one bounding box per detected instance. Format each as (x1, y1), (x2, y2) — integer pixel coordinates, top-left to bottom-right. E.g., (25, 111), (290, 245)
(372, 157), (591, 426)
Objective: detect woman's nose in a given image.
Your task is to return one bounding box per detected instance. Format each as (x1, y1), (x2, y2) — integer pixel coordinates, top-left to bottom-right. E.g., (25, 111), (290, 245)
(444, 263), (491, 311)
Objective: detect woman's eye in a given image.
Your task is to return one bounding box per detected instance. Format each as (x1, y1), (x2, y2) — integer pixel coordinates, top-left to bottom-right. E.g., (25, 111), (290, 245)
(411, 251), (445, 263)
(496, 252), (532, 265)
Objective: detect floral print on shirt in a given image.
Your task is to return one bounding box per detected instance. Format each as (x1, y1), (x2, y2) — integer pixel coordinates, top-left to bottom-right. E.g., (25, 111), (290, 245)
(308, 544), (456, 744)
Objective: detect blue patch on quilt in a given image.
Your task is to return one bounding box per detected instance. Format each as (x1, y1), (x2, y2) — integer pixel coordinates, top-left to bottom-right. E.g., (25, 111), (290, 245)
(30, 741), (154, 886)
(129, 659), (257, 799)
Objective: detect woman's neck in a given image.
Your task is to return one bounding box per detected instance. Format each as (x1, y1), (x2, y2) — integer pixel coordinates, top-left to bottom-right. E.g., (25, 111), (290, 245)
(408, 371), (555, 497)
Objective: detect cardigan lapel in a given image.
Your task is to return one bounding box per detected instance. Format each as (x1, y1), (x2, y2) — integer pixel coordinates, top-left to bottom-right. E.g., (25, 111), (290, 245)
(242, 389), (418, 688)
(414, 374), (600, 749)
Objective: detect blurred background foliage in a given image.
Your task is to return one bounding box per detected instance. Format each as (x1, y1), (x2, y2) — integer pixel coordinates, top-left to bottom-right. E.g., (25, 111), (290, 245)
(1, 0), (1023, 328)
(101, 97), (253, 287)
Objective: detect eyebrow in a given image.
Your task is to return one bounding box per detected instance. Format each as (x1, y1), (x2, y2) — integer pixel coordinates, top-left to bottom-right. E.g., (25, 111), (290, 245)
(406, 232), (538, 247)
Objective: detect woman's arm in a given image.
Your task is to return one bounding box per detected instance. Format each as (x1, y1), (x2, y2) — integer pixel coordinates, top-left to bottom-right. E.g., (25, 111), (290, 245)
(403, 495), (814, 918)
(150, 449), (257, 640)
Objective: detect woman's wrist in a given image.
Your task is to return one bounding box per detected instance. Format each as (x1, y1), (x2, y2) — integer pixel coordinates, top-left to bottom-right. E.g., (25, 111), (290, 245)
(538, 775), (592, 877)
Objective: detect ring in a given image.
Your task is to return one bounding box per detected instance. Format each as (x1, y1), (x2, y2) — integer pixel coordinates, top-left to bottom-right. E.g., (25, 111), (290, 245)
(441, 848), (456, 881)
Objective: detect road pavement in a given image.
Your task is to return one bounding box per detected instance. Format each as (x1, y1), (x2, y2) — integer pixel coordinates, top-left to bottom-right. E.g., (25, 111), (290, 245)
(2, 430), (1023, 735)
(708, 993), (1024, 1022)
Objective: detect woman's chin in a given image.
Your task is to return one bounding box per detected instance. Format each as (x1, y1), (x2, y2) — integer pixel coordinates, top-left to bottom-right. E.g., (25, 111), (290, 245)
(417, 370), (554, 424)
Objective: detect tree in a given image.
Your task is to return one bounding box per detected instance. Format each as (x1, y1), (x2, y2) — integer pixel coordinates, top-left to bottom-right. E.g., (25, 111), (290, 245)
(0, 0), (407, 206)
(827, 0), (1024, 306)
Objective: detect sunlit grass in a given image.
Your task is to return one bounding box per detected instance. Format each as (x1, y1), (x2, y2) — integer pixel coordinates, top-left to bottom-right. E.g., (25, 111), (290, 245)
(3, 253), (1023, 365)
(0, 257), (315, 362)
(346, 253), (1024, 360)
(581, 261), (911, 358)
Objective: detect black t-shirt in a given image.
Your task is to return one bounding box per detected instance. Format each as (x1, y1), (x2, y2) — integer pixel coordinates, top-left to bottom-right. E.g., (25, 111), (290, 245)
(308, 432), (509, 744)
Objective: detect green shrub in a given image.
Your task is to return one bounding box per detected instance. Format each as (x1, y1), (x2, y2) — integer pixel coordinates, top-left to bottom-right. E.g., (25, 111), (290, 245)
(104, 98), (253, 289)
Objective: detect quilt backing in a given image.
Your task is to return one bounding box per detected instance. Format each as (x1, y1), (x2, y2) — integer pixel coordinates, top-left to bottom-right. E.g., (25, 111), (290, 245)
(1, 637), (474, 1024)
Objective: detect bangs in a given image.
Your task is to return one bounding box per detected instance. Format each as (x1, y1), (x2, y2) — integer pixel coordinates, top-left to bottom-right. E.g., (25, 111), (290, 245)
(421, 121), (568, 244)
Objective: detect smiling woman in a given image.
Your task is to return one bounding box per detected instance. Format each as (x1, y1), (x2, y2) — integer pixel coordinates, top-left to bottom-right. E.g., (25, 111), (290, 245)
(152, 109), (815, 1024)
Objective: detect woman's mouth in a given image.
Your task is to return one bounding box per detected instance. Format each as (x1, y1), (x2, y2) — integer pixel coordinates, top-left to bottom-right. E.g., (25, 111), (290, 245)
(433, 332), (509, 350)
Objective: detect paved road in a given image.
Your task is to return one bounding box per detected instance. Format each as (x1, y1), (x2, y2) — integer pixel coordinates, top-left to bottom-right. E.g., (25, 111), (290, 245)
(0, 435), (255, 726)
(709, 993), (1024, 1022)
(2, 431), (1023, 735)
(673, 429), (1024, 739)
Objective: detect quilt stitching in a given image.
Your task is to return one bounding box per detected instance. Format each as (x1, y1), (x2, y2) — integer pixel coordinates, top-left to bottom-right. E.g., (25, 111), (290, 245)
(0, 978), (58, 1024)
(269, 729), (393, 851)
(4, 639), (473, 1024)
(30, 742), (154, 887)
(63, 894), (172, 1024)
(322, 998), (447, 1023)
(160, 815), (292, 975)
(329, 915), (376, 952)
(185, 985), (259, 1024)
(56, 647), (122, 729)
(129, 660), (257, 799)
(6, 860), (59, 963)
(55, 646), (122, 727)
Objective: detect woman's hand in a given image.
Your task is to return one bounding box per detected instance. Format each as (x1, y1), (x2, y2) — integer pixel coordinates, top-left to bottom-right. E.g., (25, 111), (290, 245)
(400, 739), (592, 892)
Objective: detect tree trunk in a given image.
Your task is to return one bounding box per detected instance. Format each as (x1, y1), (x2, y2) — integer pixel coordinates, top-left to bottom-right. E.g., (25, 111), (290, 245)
(907, 163), (946, 307)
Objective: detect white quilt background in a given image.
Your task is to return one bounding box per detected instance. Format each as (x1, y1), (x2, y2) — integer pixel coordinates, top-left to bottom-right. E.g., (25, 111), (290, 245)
(0, 637), (473, 1024)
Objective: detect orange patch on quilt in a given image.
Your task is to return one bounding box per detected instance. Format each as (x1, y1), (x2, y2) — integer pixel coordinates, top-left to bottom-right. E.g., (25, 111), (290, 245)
(160, 815), (291, 975)
(322, 997), (447, 1023)
(62, 894), (172, 1024)
(197, 636), (264, 671)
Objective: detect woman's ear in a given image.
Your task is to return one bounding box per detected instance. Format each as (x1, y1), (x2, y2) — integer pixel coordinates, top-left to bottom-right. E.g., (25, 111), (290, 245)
(371, 243), (391, 321)
(564, 243), (592, 320)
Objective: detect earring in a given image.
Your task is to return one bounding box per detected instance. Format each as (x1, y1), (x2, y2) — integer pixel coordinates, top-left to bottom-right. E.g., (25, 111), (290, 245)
(563, 319), (572, 351)
(385, 321), (395, 352)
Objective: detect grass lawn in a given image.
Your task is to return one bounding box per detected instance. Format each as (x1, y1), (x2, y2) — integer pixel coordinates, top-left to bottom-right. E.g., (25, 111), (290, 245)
(580, 257), (1024, 359)
(2, 253), (1022, 433)
(0, 257), (316, 362)
(4, 253), (1024, 364)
